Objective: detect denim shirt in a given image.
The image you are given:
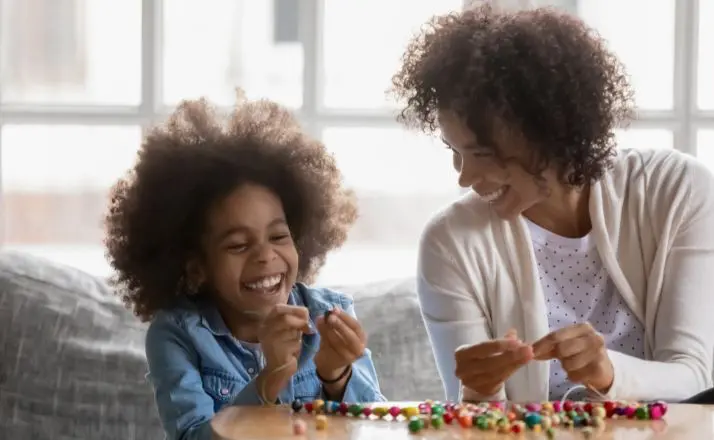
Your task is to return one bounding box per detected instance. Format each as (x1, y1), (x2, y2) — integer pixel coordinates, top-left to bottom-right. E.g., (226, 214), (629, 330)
(145, 283), (386, 440)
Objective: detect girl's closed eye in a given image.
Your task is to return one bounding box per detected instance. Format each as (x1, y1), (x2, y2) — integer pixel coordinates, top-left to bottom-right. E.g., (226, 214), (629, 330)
(226, 242), (248, 252)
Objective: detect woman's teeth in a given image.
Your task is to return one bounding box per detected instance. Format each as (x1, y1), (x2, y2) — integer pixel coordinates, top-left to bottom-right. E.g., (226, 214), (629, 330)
(479, 187), (506, 203)
(244, 274), (282, 290)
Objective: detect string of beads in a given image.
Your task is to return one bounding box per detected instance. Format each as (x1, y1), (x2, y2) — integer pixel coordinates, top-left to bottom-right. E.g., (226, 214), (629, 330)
(290, 398), (668, 438)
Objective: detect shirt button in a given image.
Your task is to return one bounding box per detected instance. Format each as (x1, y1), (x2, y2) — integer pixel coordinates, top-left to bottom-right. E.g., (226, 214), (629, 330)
(248, 367), (255, 374)
(220, 388), (229, 396)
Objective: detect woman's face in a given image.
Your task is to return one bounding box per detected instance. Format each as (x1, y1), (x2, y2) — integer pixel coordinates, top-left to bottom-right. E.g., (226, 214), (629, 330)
(189, 183), (299, 316)
(437, 109), (551, 219)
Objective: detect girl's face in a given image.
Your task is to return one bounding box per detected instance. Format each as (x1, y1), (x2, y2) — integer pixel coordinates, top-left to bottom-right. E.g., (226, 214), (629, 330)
(437, 108), (552, 219)
(189, 183), (299, 317)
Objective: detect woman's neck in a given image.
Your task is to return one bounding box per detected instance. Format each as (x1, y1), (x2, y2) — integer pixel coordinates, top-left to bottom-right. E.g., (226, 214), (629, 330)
(523, 184), (591, 238)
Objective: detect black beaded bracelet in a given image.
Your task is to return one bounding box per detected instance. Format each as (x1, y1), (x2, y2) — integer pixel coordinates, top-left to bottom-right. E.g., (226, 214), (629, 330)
(317, 364), (352, 384)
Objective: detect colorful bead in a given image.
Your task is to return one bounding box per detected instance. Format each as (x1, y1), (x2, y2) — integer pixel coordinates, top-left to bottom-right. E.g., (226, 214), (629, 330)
(524, 412), (542, 428)
(649, 405), (664, 420)
(349, 404), (363, 417)
(292, 419), (307, 435)
(371, 406), (387, 418)
(407, 416), (423, 433)
(474, 415), (489, 430)
(315, 414), (328, 430)
(525, 402), (540, 412)
(635, 406), (649, 420)
(287, 398), (664, 436)
(591, 406), (606, 419)
(442, 412), (454, 424)
(457, 414), (472, 428)
(511, 421), (525, 433)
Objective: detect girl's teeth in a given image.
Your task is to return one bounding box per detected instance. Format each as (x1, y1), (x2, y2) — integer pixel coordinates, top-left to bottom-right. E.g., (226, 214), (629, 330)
(246, 275), (282, 290)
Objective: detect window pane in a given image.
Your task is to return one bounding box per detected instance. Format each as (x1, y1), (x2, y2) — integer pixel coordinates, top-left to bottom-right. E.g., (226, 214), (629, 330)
(321, 0), (462, 110)
(0, 0), (141, 105)
(162, 0), (303, 108)
(614, 128), (673, 150)
(577, 0), (674, 110)
(1, 125), (142, 277)
(697, 130), (714, 170)
(699, 0), (714, 109)
(317, 127), (460, 285)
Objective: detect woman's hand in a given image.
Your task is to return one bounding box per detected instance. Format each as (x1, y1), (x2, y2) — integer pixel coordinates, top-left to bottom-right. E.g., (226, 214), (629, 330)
(455, 329), (533, 397)
(314, 307), (367, 379)
(256, 305), (313, 401)
(532, 322), (614, 392)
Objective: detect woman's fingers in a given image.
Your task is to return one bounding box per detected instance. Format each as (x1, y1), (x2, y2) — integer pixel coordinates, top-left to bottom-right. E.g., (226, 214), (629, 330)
(455, 339), (522, 363)
(455, 345), (532, 377)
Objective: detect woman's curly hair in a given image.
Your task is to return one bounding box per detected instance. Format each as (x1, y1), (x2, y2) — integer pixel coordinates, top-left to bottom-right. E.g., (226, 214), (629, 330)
(390, 4), (635, 186)
(105, 93), (357, 321)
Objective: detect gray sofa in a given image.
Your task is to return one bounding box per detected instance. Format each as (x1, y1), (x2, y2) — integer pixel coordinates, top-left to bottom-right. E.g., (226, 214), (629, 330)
(0, 250), (442, 439)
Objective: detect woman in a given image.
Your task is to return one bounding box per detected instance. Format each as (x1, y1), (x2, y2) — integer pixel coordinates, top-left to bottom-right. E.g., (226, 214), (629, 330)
(391, 4), (714, 403)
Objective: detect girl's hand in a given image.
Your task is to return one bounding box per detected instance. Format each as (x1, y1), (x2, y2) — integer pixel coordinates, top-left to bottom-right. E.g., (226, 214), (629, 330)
(256, 304), (312, 401)
(314, 307), (367, 381)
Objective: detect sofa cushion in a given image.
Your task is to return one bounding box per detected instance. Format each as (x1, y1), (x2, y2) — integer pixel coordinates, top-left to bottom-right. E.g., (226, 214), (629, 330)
(0, 250), (442, 439)
(0, 250), (163, 439)
(341, 278), (443, 401)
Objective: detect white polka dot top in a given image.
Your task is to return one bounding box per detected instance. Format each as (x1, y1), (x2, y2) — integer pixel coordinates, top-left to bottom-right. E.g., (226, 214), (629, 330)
(525, 219), (645, 400)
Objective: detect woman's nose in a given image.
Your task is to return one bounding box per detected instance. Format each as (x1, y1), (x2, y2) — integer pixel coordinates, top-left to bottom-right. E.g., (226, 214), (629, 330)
(458, 158), (482, 188)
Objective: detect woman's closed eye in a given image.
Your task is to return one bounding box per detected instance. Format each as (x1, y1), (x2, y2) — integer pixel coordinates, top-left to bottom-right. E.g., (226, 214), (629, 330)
(271, 234), (292, 243)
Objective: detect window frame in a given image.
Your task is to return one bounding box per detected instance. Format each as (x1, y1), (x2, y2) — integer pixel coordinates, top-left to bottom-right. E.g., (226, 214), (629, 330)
(0, 0), (711, 245)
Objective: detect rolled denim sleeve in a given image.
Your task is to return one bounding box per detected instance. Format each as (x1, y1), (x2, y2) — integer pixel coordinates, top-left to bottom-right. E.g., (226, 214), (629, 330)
(338, 301), (387, 403)
(145, 313), (215, 440)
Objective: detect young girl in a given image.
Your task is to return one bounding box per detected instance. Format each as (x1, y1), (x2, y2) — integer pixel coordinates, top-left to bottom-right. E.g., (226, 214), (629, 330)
(105, 95), (385, 440)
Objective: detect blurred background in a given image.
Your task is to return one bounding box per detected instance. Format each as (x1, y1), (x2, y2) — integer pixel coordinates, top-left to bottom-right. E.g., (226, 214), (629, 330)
(0, 0), (711, 287)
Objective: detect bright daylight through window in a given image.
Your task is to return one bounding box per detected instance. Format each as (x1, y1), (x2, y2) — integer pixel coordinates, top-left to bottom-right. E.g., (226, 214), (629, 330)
(0, 0), (711, 286)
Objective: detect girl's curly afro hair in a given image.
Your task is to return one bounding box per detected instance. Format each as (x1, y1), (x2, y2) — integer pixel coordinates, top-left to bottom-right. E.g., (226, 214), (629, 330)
(105, 93), (357, 321)
(390, 4), (636, 186)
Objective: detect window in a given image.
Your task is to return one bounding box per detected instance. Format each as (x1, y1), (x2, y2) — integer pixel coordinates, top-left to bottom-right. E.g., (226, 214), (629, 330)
(0, 0), (141, 105)
(577, 0), (675, 110)
(162, 0), (303, 108)
(321, 0), (463, 109)
(697, 130), (714, 170)
(1, 125), (142, 275)
(699, 0), (714, 109)
(0, 0), (710, 286)
(614, 129), (673, 150)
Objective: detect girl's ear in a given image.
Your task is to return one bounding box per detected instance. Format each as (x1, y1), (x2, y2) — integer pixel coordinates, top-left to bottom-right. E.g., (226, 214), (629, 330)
(184, 257), (206, 294)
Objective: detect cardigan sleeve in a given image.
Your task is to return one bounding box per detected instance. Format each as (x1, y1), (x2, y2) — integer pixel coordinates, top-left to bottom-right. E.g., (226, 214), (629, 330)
(604, 156), (714, 402)
(416, 223), (506, 403)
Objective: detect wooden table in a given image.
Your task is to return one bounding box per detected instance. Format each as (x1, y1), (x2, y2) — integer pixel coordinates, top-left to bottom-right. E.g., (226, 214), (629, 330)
(211, 402), (714, 439)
